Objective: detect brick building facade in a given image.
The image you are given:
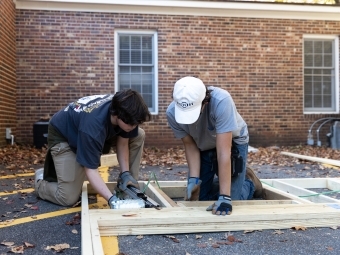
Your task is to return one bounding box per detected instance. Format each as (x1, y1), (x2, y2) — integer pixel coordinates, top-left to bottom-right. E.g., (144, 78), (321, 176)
(1, 0), (340, 148)
(0, 0), (16, 147)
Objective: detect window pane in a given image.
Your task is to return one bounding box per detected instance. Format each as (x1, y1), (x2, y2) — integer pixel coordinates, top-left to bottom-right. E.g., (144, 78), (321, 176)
(143, 94), (152, 108)
(131, 74), (141, 87)
(131, 50), (141, 64)
(314, 41), (323, 53)
(131, 36), (141, 49)
(304, 95), (313, 107)
(324, 95), (331, 107)
(142, 66), (153, 73)
(304, 55), (313, 66)
(314, 95), (322, 107)
(314, 54), (322, 67)
(142, 36), (152, 50)
(120, 36), (130, 49)
(131, 66), (141, 73)
(119, 74), (130, 86)
(324, 41), (332, 54)
(120, 50), (130, 64)
(304, 80), (313, 94)
(324, 54), (332, 67)
(323, 82), (332, 94)
(304, 41), (313, 54)
(142, 51), (152, 64)
(119, 66), (130, 73)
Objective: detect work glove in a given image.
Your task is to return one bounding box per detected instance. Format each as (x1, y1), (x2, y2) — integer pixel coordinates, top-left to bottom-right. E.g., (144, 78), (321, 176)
(117, 171), (139, 191)
(185, 177), (202, 201)
(108, 193), (119, 209)
(206, 195), (232, 216)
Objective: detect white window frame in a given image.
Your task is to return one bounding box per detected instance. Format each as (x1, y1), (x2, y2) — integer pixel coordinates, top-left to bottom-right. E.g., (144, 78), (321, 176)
(303, 34), (339, 114)
(114, 29), (158, 114)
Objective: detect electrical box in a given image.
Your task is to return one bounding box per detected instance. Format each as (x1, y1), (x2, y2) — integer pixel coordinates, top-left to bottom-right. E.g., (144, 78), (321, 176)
(330, 121), (340, 149)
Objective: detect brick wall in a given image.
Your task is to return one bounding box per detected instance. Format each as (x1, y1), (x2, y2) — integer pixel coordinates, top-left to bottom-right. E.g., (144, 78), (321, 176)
(15, 10), (340, 148)
(0, 0), (16, 147)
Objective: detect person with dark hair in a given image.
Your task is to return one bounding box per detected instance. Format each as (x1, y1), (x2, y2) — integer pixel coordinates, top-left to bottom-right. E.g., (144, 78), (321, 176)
(35, 89), (151, 208)
(166, 76), (263, 216)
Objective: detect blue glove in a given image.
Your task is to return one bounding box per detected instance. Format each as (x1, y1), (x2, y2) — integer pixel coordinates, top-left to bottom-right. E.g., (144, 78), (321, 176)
(206, 195), (232, 215)
(117, 171), (139, 191)
(185, 177), (202, 201)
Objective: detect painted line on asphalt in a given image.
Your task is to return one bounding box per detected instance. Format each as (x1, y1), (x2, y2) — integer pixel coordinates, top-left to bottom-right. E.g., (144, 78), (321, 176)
(0, 207), (81, 228)
(0, 173), (34, 179)
(0, 188), (34, 196)
(98, 166), (119, 255)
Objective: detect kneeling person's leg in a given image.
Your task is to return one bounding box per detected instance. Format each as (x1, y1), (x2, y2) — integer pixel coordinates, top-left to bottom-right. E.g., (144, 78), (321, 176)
(37, 142), (85, 206)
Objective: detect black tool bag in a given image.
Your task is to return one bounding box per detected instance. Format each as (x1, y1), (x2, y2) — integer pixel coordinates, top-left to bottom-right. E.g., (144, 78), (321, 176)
(231, 142), (244, 177)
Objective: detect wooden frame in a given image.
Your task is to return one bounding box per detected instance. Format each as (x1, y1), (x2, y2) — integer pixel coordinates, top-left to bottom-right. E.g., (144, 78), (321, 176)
(81, 178), (340, 255)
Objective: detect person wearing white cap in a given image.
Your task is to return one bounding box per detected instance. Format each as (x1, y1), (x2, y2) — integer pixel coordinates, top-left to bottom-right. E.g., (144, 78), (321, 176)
(166, 76), (263, 215)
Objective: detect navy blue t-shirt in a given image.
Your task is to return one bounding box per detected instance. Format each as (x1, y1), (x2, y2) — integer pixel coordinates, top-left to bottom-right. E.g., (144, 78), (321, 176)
(50, 94), (138, 169)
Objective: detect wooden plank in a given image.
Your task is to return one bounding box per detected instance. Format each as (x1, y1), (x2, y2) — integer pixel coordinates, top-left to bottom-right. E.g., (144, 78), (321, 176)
(281, 152), (340, 167)
(269, 180), (339, 203)
(148, 184), (179, 207)
(81, 182), (94, 255)
(100, 153), (118, 167)
(93, 203), (340, 236)
(177, 200), (298, 207)
(82, 178), (340, 254)
(262, 183), (312, 204)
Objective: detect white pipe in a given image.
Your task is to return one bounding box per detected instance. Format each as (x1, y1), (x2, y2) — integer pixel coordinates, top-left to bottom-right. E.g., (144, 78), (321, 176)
(10, 135), (14, 145)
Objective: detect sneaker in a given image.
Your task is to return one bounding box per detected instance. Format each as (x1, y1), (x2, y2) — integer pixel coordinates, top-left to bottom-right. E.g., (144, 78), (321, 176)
(246, 166), (263, 198)
(34, 168), (44, 192)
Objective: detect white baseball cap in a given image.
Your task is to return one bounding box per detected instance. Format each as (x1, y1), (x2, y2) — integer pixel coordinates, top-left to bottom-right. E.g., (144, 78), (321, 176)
(173, 76), (206, 124)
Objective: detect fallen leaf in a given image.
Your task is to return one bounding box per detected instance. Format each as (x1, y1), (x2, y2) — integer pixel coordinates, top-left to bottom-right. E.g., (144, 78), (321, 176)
(136, 235), (143, 240)
(273, 230), (284, 235)
(1, 241), (15, 246)
(24, 242), (35, 248)
(10, 245), (24, 254)
(292, 226), (307, 231)
(197, 243), (207, 248)
(195, 235), (202, 239)
(211, 243), (220, 248)
(45, 243), (70, 252)
(226, 235), (236, 242)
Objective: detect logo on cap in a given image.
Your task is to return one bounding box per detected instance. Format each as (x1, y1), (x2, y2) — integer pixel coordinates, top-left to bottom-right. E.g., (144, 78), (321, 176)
(177, 101), (194, 109)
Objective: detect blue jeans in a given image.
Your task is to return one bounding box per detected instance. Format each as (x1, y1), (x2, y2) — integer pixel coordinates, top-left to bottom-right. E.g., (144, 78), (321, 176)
(199, 143), (254, 201)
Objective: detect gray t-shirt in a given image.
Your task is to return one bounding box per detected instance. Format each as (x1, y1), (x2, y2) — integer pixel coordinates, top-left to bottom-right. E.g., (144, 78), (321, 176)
(166, 86), (249, 151)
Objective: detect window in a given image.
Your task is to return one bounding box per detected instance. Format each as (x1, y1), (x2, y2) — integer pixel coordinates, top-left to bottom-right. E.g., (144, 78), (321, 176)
(303, 35), (339, 113)
(115, 30), (158, 114)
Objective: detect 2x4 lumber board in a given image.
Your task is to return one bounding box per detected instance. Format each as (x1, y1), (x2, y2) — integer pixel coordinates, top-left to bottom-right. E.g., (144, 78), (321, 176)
(265, 178), (340, 191)
(141, 182), (174, 207)
(91, 203), (340, 236)
(81, 182), (94, 255)
(100, 153), (118, 167)
(269, 180), (339, 203)
(177, 200), (298, 207)
(262, 183), (312, 204)
(150, 181), (187, 198)
(281, 151), (340, 167)
(149, 185), (179, 207)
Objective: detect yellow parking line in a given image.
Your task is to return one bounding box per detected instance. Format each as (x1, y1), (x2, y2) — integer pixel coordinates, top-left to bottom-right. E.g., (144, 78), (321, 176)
(0, 207), (80, 228)
(0, 188), (34, 196)
(0, 173), (34, 179)
(98, 166), (119, 254)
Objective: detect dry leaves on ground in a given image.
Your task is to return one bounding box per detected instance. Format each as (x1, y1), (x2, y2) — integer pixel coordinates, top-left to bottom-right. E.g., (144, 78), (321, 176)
(0, 144), (339, 173)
